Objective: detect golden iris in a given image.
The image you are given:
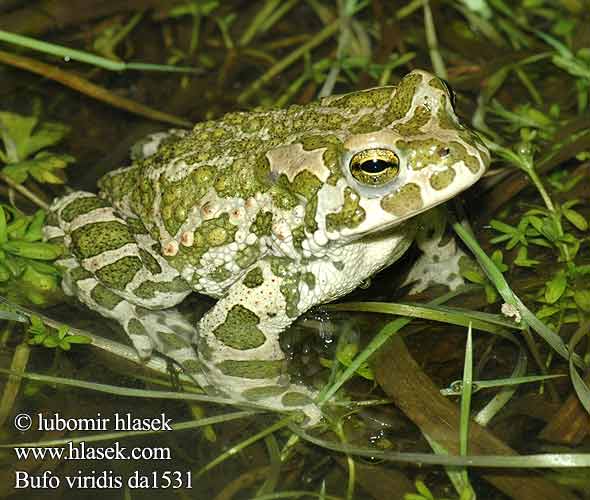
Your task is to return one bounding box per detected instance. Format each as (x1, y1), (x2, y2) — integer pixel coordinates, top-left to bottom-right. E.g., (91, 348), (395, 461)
(349, 148), (400, 186)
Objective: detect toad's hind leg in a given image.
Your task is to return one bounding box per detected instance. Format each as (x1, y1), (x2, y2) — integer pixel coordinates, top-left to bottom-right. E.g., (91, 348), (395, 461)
(44, 192), (201, 375)
(197, 258), (322, 425)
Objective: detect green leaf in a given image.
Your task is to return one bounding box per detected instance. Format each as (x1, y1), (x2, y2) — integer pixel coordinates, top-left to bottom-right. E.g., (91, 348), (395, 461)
(0, 206), (6, 244)
(484, 283), (498, 303)
(56, 325), (67, 340)
(0, 111), (70, 163)
(514, 246), (539, 267)
(573, 289), (590, 312)
(545, 270), (567, 304)
(526, 215), (544, 234)
(24, 210), (46, 242)
(1, 163), (28, 183)
(4, 255), (26, 277)
(58, 340), (71, 350)
(2, 241), (62, 260)
(65, 334), (92, 345)
(562, 208), (588, 231)
(6, 216), (28, 239)
(0, 262), (10, 281)
(540, 216), (560, 242)
(27, 259), (61, 276)
(43, 336), (60, 348)
(491, 249), (508, 272)
(536, 305), (560, 319)
(414, 481), (434, 500)
(336, 342), (374, 380)
(2, 152), (74, 185)
(28, 314), (46, 335)
(21, 264), (60, 293)
(459, 257), (486, 284)
(22, 121), (71, 160)
(0, 111), (37, 163)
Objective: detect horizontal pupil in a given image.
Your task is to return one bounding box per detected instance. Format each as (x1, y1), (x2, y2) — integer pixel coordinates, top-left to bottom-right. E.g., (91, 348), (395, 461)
(361, 159), (393, 174)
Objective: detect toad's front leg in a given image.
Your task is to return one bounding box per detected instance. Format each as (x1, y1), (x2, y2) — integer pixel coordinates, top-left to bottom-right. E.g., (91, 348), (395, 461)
(196, 258), (322, 425)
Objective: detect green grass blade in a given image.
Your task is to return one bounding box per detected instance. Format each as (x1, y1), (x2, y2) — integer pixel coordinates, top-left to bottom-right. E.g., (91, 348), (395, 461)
(0, 29), (198, 74)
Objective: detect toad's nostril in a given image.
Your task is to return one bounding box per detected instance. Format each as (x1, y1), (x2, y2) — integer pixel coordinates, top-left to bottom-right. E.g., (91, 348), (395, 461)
(438, 146), (451, 158)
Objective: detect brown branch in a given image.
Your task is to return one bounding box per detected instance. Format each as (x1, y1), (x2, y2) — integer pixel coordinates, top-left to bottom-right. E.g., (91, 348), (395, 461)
(374, 336), (579, 500)
(0, 49), (191, 128)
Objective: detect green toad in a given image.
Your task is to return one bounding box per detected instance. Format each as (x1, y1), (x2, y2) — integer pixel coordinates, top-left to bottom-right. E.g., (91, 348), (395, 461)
(44, 70), (490, 424)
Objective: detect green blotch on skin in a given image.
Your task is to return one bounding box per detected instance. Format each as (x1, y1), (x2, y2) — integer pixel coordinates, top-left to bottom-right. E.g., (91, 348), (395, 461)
(302, 272), (316, 289)
(304, 195), (319, 233)
(139, 249), (162, 275)
(127, 217), (149, 235)
(98, 166), (140, 204)
(70, 266), (93, 282)
(450, 141), (481, 173)
(158, 331), (191, 350)
(280, 279), (301, 317)
(213, 305), (266, 350)
(437, 96), (457, 130)
(250, 211), (272, 237)
(133, 276), (189, 299)
(291, 170), (322, 200)
(95, 255), (142, 290)
(182, 359), (202, 373)
(243, 267), (264, 288)
(385, 72), (422, 122)
(349, 113), (389, 135)
(282, 392), (313, 407)
(428, 76), (446, 92)
(215, 156), (270, 199)
(328, 87), (393, 113)
(196, 336), (213, 361)
(216, 359), (283, 379)
(133, 174), (156, 220)
(172, 213), (237, 269)
(101, 166), (157, 236)
(127, 318), (148, 337)
(269, 256), (291, 277)
(191, 165), (217, 186)
(46, 211), (59, 227)
(393, 105), (431, 135)
(291, 225), (305, 250)
(430, 167), (456, 190)
(396, 138), (442, 170)
(209, 265), (232, 283)
(332, 261), (345, 271)
(275, 170), (323, 235)
(269, 257), (302, 317)
(160, 167), (216, 236)
(207, 227), (229, 246)
(243, 386), (286, 400)
(61, 196), (109, 222)
(236, 244), (260, 269)
(271, 183), (299, 210)
(381, 183), (423, 216)
(71, 221), (135, 259)
(90, 283), (122, 310)
(325, 187), (366, 232)
(397, 138), (482, 175)
(300, 134), (344, 185)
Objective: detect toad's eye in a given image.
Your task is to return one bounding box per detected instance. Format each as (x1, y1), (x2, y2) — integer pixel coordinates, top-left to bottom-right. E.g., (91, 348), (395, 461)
(350, 148), (399, 186)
